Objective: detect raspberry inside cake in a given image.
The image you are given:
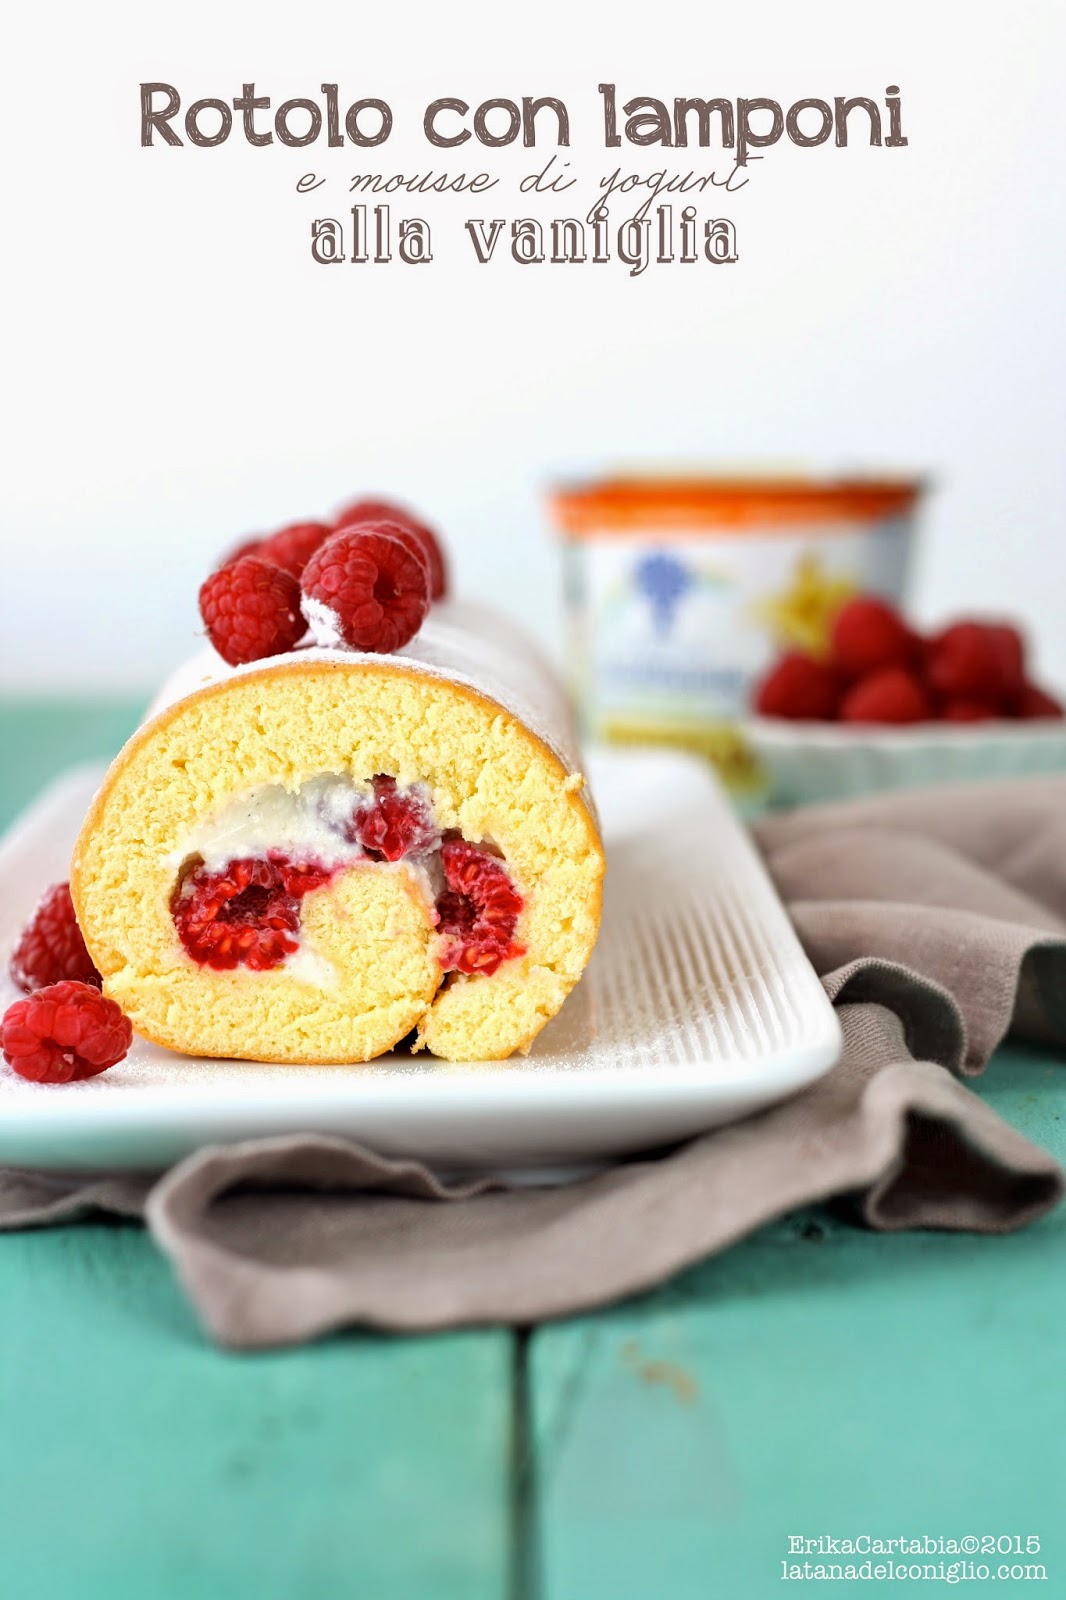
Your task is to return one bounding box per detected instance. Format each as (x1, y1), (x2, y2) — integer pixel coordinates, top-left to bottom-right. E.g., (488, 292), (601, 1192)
(71, 633), (603, 1064)
(168, 773), (526, 979)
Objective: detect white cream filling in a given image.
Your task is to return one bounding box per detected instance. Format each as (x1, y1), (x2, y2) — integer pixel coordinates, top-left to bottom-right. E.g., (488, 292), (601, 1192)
(283, 940), (343, 990)
(168, 774), (367, 876)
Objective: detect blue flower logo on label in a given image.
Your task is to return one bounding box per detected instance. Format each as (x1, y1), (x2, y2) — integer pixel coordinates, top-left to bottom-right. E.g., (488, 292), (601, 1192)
(634, 552), (694, 636)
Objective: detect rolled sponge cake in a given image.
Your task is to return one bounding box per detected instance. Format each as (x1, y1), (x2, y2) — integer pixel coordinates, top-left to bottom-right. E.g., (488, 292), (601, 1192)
(70, 602), (604, 1064)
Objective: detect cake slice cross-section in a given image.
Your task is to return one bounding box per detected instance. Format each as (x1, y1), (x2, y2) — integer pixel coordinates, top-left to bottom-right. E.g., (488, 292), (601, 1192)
(70, 601), (605, 1064)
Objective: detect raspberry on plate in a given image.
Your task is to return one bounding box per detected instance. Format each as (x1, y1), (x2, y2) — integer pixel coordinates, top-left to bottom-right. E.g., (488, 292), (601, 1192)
(839, 666), (932, 724)
(199, 556), (306, 666)
(829, 596), (919, 682)
(436, 839), (525, 976)
(256, 521), (332, 579)
(301, 528), (431, 653)
(2, 981), (132, 1083)
(754, 652), (840, 720)
(334, 498), (448, 600)
(9, 881), (100, 994)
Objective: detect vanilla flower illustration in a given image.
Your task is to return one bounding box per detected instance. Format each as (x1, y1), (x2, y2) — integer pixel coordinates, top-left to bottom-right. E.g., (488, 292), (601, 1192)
(634, 552), (694, 636)
(751, 551), (856, 657)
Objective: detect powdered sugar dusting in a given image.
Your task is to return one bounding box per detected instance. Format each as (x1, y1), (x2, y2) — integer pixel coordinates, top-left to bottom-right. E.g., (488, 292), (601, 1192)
(300, 593), (346, 649)
(148, 600), (586, 782)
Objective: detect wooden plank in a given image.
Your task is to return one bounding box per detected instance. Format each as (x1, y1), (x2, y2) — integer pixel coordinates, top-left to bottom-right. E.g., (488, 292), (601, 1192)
(528, 1042), (1066, 1599)
(0, 701), (515, 1599)
(0, 1224), (514, 1600)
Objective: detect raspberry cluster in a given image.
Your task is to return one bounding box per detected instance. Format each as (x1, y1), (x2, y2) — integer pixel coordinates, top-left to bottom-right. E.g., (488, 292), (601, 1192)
(201, 497), (449, 666)
(3, 882), (133, 1084)
(755, 597), (1064, 725)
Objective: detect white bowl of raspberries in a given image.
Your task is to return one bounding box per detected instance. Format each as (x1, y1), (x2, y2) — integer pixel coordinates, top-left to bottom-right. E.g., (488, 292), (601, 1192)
(746, 595), (1066, 806)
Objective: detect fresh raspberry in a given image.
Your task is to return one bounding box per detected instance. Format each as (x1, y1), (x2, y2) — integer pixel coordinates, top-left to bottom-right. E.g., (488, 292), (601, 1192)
(300, 529), (430, 653)
(839, 666), (932, 725)
(985, 624), (1026, 705)
(199, 556), (305, 666)
(172, 856), (311, 971)
(2, 981), (132, 1083)
(754, 653), (840, 720)
(1017, 683), (1065, 720)
(942, 698), (1000, 722)
(345, 776), (441, 862)
(256, 521), (332, 579)
(9, 882), (100, 994)
(926, 622), (1017, 709)
(829, 596), (919, 682)
(334, 499), (448, 600)
(347, 518), (433, 591)
(436, 840), (525, 976)
(218, 535), (264, 569)
(333, 496), (407, 529)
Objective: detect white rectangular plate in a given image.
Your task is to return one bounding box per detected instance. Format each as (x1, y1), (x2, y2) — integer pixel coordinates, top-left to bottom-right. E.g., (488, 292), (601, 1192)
(0, 749), (840, 1173)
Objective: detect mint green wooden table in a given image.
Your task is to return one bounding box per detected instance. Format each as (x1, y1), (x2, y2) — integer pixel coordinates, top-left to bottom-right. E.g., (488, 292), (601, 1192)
(2, 703), (1064, 1599)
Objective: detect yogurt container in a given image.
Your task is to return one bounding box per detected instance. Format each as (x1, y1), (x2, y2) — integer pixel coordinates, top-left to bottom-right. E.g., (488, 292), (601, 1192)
(550, 474), (924, 792)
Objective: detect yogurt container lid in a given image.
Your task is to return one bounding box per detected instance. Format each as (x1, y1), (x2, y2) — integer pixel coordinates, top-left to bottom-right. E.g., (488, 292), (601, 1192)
(550, 473), (926, 535)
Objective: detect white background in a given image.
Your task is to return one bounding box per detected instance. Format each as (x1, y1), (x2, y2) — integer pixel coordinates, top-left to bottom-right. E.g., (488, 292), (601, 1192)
(2, 0), (1064, 693)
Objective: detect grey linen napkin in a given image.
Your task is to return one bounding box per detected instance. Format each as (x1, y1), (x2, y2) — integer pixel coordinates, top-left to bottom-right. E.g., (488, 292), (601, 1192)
(3, 773), (1065, 1348)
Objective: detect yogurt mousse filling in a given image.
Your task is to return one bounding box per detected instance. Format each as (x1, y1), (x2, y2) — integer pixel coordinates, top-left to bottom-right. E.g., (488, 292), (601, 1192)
(168, 774), (526, 979)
